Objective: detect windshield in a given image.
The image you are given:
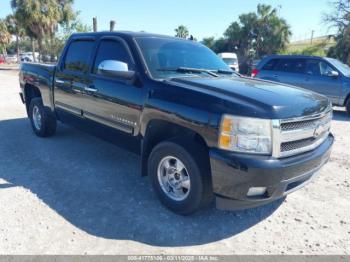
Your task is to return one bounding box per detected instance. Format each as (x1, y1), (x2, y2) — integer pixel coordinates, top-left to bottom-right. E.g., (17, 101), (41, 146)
(135, 37), (232, 79)
(222, 58), (238, 65)
(326, 58), (350, 76)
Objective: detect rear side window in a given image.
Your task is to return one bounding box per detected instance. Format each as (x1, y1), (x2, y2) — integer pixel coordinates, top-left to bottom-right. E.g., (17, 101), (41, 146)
(262, 59), (279, 70)
(274, 59), (306, 74)
(93, 39), (134, 74)
(64, 40), (95, 72)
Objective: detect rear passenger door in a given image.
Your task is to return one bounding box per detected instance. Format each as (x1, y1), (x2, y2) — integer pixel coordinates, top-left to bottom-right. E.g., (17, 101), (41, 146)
(54, 38), (95, 116)
(258, 58), (280, 81)
(82, 37), (143, 135)
(271, 58), (307, 87)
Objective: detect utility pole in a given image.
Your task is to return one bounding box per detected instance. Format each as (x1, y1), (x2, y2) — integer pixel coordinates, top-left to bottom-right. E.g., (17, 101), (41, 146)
(110, 20), (116, 32)
(311, 30), (314, 45)
(93, 17), (97, 32)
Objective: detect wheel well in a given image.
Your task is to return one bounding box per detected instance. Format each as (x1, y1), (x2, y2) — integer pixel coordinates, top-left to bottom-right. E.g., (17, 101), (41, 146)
(24, 84), (41, 113)
(141, 120), (209, 176)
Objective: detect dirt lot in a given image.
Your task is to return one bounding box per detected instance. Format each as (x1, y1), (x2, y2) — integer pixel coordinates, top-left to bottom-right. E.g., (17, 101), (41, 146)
(0, 69), (349, 255)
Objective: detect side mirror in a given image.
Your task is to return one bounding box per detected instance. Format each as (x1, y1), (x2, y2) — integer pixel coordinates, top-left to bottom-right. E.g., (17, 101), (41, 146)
(327, 70), (339, 78)
(97, 60), (135, 80)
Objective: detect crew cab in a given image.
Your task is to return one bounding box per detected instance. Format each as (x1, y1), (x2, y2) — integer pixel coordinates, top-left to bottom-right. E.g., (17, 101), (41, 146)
(19, 32), (334, 215)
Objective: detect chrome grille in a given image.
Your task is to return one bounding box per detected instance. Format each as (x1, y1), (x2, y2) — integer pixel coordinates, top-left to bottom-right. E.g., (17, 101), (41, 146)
(281, 137), (316, 152)
(280, 113), (331, 131)
(272, 108), (332, 158)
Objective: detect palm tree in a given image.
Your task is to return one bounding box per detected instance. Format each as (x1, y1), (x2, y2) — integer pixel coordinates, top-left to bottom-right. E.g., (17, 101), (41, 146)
(254, 4), (291, 57)
(175, 25), (189, 38)
(202, 37), (216, 49)
(0, 19), (11, 60)
(11, 0), (75, 62)
(5, 14), (26, 62)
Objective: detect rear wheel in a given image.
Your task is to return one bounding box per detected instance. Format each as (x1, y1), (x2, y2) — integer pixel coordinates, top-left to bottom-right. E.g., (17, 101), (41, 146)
(29, 98), (57, 137)
(346, 98), (350, 115)
(148, 139), (212, 215)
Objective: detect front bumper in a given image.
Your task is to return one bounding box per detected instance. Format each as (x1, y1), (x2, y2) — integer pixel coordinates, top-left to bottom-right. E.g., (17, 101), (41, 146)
(210, 134), (334, 210)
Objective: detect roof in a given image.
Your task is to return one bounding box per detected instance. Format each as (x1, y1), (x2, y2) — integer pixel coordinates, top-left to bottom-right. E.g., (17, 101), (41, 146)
(70, 30), (177, 39)
(264, 54), (328, 60)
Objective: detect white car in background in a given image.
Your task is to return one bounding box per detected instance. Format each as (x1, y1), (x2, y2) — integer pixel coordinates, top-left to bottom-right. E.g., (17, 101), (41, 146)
(20, 52), (39, 63)
(218, 52), (240, 72)
(5, 55), (18, 64)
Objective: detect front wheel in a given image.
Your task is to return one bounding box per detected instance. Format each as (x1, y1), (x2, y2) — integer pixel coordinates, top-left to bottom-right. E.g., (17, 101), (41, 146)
(148, 140), (212, 215)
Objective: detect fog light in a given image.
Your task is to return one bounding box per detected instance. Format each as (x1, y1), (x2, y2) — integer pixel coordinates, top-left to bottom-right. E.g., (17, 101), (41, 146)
(247, 187), (267, 197)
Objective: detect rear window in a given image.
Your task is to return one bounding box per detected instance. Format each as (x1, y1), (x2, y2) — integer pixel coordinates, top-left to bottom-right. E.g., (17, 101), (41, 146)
(262, 59), (279, 70)
(274, 59), (306, 74)
(64, 40), (95, 72)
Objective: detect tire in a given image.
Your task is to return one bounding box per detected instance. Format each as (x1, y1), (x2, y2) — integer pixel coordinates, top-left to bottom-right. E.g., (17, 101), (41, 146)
(28, 97), (57, 137)
(148, 139), (213, 215)
(346, 98), (350, 115)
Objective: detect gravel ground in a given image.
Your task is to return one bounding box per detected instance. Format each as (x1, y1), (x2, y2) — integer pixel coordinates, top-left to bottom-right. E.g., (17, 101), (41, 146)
(0, 69), (349, 255)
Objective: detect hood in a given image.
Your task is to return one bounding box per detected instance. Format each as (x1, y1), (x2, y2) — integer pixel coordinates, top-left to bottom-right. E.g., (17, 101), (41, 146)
(167, 76), (330, 119)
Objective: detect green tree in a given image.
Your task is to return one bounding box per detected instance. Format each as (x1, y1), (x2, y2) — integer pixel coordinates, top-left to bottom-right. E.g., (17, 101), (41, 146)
(0, 19), (11, 59)
(254, 4), (291, 57)
(325, 0), (350, 64)
(50, 16), (91, 60)
(223, 4), (291, 60)
(11, 0), (75, 61)
(175, 25), (189, 38)
(202, 37), (216, 49)
(5, 14), (26, 61)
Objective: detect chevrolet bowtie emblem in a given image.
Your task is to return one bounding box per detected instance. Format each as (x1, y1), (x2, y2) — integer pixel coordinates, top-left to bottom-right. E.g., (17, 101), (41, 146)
(313, 124), (324, 138)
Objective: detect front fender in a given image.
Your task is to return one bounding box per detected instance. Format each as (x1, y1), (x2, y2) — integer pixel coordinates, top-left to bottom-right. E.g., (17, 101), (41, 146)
(140, 101), (219, 148)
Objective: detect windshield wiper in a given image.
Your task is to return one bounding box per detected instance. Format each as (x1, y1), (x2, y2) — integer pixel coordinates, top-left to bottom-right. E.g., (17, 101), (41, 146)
(157, 67), (219, 77)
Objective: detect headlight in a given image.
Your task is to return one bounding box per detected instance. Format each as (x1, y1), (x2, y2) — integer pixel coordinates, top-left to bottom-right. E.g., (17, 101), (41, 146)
(218, 115), (272, 154)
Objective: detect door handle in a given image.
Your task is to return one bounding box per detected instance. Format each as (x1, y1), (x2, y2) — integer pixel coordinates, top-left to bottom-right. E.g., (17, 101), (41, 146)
(55, 79), (67, 84)
(273, 74), (279, 78)
(84, 86), (98, 92)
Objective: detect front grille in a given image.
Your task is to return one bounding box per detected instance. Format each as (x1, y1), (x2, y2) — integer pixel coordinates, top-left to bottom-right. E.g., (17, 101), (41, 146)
(281, 137), (316, 152)
(281, 113), (331, 131)
(273, 108), (332, 158)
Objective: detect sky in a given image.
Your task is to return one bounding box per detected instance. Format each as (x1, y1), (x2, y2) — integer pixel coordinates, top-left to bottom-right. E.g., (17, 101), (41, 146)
(0, 0), (335, 42)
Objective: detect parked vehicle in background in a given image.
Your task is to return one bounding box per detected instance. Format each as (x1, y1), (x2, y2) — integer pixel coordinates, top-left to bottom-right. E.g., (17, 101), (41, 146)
(19, 32), (333, 215)
(0, 55), (5, 64)
(20, 52), (39, 63)
(5, 55), (18, 64)
(218, 52), (239, 72)
(253, 55), (350, 114)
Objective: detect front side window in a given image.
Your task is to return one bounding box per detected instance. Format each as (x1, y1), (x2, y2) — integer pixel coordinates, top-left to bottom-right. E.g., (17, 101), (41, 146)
(93, 39), (134, 74)
(64, 40), (94, 72)
(135, 37), (231, 79)
(306, 60), (336, 76)
(325, 58), (350, 76)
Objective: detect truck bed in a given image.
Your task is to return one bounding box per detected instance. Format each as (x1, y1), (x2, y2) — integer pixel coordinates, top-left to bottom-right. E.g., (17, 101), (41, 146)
(19, 63), (57, 110)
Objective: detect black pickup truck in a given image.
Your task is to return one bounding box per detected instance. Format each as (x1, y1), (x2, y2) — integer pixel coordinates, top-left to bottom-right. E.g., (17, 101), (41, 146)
(19, 31), (334, 215)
